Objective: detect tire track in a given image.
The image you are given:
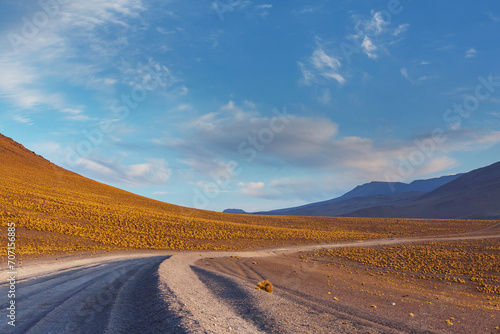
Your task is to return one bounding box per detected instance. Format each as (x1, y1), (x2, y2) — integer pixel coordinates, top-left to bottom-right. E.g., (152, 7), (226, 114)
(0, 256), (170, 334)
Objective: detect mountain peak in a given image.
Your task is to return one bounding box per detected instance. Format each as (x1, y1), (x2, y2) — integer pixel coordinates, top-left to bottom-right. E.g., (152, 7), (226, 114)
(223, 209), (247, 214)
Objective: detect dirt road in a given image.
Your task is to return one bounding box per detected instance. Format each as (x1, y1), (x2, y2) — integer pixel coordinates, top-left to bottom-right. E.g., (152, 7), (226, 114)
(1, 233), (499, 333)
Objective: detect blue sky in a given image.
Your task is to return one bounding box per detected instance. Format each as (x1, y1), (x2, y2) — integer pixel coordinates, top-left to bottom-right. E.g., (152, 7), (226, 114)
(1, 0), (500, 212)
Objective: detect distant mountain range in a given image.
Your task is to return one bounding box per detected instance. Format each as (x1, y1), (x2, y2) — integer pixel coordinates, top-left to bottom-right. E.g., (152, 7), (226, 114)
(225, 162), (500, 220)
(348, 162), (500, 220)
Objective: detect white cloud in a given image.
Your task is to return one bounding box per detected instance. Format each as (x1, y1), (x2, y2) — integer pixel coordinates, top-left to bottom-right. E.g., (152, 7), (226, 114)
(299, 41), (345, 85)
(181, 158), (238, 183)
(318, 88), (331, 104)
(487, 11), (500, 22)
(31, 141), (62, 155)
(467, 131), (500, 146)
(394, 24), (410, 36)
(361, 36), (377, 59)
(465, 48), (477, 58)
(59, 107), (94, 121)
(0, 58), (64, 110)
(59, 0), (145, 30)
(410, 156), (457, 176)
(296, 5), (323, 14)
(61, 108), (84, 115)
(268, 177), (325, 201)
(238, 182), (266, 197)
(349, 11), (409, 60)
(360, 11), (389, 35)
(65, 115), (93, 121)
(401, 67), (437, 84)
(127, 159), (172, 184)
(400, 67), (410, 80)
(12, 114), (34, 124)
(231, 1), (252, 9)
(156, 27), (176, 35)
(73, 157), (171, 186)
(418, 74), (438, 82)
(153, 191), (168, 195)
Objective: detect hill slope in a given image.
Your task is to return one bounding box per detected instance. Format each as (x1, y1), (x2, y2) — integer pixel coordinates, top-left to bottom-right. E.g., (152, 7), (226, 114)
(348, 162), (500, 219)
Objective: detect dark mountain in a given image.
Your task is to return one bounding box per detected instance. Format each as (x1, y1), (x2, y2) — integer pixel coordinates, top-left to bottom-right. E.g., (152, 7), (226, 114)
(348, 161), (500, 220)
(223, 208), (247, 214)
(264, 192), (425, 217)
(253, 174), (462, 216)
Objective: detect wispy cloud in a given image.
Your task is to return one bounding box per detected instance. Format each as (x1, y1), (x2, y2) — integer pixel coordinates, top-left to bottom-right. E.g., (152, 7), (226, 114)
(299, 39), (345, 85)
(361, 36), (378, 59)
(0, 58), (64, 111)
(60, 108), (94, 121)
(394, 23), (410, 36)
(401, 67), (438, 84)
(30, 141), (62, 158)
(153, 191), (168, 195)
(465, 47), (477, 58)
(296, 5), (323, 14)
(349, 11), (409, 59)
(237, 181), (266, 197)
(487, 11), (500, 22)
(59, 0), (145, 30)
(400, 67), (411, 81)
(12, 114), (34, 125)
(74, 157), (171, 186)
(299, 9), (410, 87)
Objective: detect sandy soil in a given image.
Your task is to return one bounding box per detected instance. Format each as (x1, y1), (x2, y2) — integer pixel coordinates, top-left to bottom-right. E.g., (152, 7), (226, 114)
(200, 250), (500, 333)
(1, 233), (499, 333)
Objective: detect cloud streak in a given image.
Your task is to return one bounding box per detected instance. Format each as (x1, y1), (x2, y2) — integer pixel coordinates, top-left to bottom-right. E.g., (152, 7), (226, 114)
(299, 40), (345, 85)
(465, 47), (477, 58)
(74, 157), (171, 186)
(349, 11), (409, 60)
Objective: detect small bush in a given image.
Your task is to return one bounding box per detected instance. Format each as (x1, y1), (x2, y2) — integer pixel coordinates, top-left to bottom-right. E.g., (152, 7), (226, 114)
(255, 280), (273, 293)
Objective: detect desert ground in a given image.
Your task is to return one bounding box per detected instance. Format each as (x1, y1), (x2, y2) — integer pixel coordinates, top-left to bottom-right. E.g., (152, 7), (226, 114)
(1, 228), (499, 334)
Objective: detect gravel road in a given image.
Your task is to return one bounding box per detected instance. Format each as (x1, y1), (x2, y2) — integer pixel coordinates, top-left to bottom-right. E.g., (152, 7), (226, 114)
(1, 232), (498, 333)
(0, 255), (179, 333)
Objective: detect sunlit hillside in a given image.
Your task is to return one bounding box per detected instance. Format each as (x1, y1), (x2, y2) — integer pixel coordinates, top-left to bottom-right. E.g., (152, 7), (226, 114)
(0, 134), (495, 256)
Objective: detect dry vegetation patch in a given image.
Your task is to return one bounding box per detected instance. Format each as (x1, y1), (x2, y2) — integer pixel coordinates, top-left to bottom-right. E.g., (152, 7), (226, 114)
(310, 238), (500, 294)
